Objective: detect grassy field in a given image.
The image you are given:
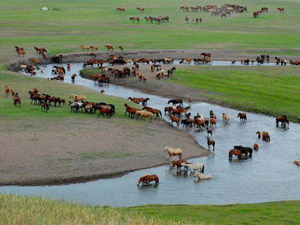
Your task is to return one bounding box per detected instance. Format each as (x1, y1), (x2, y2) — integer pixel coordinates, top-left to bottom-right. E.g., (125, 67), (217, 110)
(1, 194), (300, 225)
(169, 66), (300, 122)
(1, 0), (300, 61)
(0, 65), (139, 119)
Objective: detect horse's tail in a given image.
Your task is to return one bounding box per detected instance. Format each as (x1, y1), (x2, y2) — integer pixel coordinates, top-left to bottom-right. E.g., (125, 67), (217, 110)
(159, 110), (162, 117)
(229, 151), (232, 159)
(201, 165), (205, 173)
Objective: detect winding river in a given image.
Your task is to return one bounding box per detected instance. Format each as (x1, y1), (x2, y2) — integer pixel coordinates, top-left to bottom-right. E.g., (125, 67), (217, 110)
(0, 63), (299, 207)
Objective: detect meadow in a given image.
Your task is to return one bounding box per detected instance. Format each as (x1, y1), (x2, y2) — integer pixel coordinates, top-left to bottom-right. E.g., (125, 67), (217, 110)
(1, 194), (300, 225)
(1, 0), (300, 60)
(169, 66), (300, 122)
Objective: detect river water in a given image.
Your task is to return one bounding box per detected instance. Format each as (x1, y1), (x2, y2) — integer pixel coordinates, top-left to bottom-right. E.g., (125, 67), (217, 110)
(0, 63), (299, 207)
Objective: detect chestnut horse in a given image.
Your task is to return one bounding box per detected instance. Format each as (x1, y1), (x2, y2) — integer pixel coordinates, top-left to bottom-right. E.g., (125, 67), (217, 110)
(169, 115), (180, 126)
(207, 137), (215, 150)
(116, 7), (125, 12)
(137, 7), (144, 12)
(237, 113), (247, 121)
(137, 174), (159, 186)
(105, 45), (114, 51)
(136, 110), (153, 121)
(69, 94), (86, 102)
(277, 7), (284, 13)
(229, 149), (242, 160)
(143, 106), (162, 119)
(124, 103), (138, 118)
(276, 115), (289, 128)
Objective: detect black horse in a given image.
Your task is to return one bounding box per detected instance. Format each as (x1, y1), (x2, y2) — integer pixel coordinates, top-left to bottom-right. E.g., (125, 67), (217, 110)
(168, 99), (183, 106)
(181, 119), (193, 129)
(234, 145), (253, 157)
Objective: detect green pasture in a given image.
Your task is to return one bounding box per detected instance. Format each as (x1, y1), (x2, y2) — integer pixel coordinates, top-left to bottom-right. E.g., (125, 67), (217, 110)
(169, 66), (300, 122)
(0, 0), (300, 57)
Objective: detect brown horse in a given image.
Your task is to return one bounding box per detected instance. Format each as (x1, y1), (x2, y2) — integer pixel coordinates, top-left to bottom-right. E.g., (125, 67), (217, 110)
(137, 175), (159, 186)
(12, 94), (21, 107)
(124, 103), (138, 118)
(253, 143), (259, 150)
(170, 115), (180, 126)
(80, 45), (90, 51)
(180, 6), (189, 12)
(143, 107), (162, 119)
(256, 131), (261, 139)
(293, 160), (300, 166)
(105, 45), (114, 51)
(184, 16), (189, 23)
(229, 149), (242, 160)
(71, 74), (77, 82)
(129, 17), (140, 23)
(116, 7), (125, 12)
(137, 7), (144, 12)
(5, 84), (10, 95)
(276, 115), (289, 128)
(17, 50), (26, 57)
(206, 127), (213, 136)
(237, 113), (247, 121)
(277, 7), (284, 13)
(171, 159), (189, 169)
(119, 45), (123, 51)
(210, 118), (216, 126)
(207, 137), (215, 150)
(262, 131), (270, 142)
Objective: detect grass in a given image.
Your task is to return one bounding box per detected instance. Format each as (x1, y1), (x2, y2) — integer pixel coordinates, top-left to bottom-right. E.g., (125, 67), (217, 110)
(123, 201), (300, 224)
(1, 194), (300, 225)
(169, 66), (300, 122)
(0, 194), (194, 225)
(0, 65), (139, 120)
(1, 0), (300, 59)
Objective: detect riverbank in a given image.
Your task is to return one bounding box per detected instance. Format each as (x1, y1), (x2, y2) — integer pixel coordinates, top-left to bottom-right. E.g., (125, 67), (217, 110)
(0, 67), (209, 186)
(1, 194), (300, 224)
(81, 63), (300, 123)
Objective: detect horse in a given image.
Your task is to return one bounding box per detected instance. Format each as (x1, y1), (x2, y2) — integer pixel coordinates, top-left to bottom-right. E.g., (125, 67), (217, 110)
(234, 145), (253, 157)
(17, 50), (26, 57)
(124, 104), (138, 118)
(210, 118), (216, 126)
(143, 107), (162, 119)
(180, 6), (189, 12)
(194, 118), (205, 128)
(80, 45), (90, 51)
(277, 7), (284, 13)
(276, 115), (289, 128)
(206, 127), (213, 136)
(262, 131), (270, 142)
(184, 16), (189, 23)
(71, 74), (77, 83)
(222, 113), (230, 124)
(229, 149), (242, 160)
(129, 17), (140, 23)
(237, 113), (247, 121)
(171, 159), (189, 169)
(169, 115), (180, 126)
(137, 175), (159, 186)
(194, 172), (212, 181)
(98, 105), (113, 118)
(136, 110), (153, 121)
(137, 7), (144, 12)
(207, 137), (215, 150)
(119, 45), (123, 51)
(201, 52), (211, 59)
(253, 143), (259, 151)
(12, 94), (21, 107)
(105, 45), (114, 51)
(181, 119), (194, 129)
(164, 146), (182, 159)
(293, 161), (300, 166)
(41, 102), (49, 112)
(5, 84), (10, 95)
(256, 131), (261, 139)
(69, 94), (86, 102)
(168, 99), (183, 106)
(181, 162), (205, 173)
(116, 7), (125, 12)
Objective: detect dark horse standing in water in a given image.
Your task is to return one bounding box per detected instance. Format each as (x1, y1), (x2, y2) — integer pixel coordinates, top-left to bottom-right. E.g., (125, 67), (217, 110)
(276, 115), (289, 128)
(168, 99), (183, 106)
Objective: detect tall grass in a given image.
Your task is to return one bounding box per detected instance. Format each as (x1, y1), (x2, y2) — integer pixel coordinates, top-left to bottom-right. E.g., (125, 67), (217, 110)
(0, 195), (199, 225)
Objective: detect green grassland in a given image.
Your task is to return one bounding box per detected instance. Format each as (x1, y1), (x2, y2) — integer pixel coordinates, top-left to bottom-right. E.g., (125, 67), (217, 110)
(1, 0), (300, 58)
(0, 65), (139, 119)
(1, 194), (300, 225)
(169, 66), (300, 122)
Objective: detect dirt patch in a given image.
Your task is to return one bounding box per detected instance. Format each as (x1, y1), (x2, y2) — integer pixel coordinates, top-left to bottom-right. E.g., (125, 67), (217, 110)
(0, 117), (209, 186)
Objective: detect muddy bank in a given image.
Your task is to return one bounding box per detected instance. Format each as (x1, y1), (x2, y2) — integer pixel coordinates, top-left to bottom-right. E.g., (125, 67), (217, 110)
(0, 116), (209, 186)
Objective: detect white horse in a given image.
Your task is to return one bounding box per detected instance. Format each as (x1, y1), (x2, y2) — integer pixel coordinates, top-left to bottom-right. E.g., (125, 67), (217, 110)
(181, 162), (204, 174)
(222, 113), (230, 124)
(194, 172), (212, 181)
(164, 146), (182, 159)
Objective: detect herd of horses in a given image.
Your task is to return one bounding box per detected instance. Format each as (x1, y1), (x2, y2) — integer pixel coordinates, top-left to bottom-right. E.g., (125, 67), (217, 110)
(253, 7), (285, 18)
